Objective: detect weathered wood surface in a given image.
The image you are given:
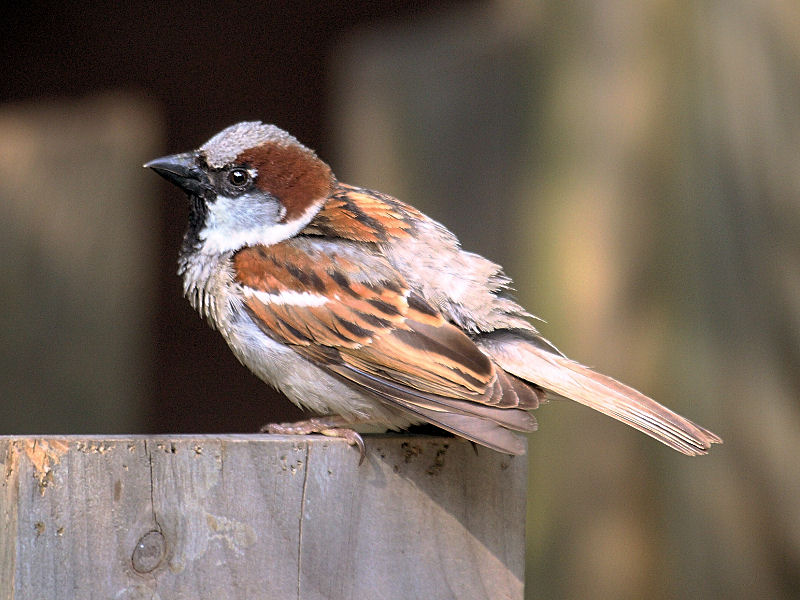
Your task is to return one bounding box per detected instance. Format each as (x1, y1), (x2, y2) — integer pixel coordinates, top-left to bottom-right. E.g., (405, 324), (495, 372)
(0, 435), (526, 600)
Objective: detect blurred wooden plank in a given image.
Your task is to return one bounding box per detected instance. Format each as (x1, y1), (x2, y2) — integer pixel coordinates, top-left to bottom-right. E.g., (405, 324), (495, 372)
(1, 434), (526, 600)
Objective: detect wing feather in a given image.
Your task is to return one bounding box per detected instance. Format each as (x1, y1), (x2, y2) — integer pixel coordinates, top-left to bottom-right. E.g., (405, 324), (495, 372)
(233, 240), (538, 454)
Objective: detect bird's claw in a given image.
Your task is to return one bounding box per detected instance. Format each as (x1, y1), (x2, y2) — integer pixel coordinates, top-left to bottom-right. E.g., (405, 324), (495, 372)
(262, 418), (366, 465)
(319, 428), (366, 465)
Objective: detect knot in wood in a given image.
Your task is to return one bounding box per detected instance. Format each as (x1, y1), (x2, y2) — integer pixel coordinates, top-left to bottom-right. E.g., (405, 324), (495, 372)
(131, 530), (166, 574)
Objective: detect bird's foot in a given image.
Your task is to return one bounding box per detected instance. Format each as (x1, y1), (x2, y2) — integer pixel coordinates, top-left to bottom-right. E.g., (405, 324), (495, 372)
(261, 416), (366, 465)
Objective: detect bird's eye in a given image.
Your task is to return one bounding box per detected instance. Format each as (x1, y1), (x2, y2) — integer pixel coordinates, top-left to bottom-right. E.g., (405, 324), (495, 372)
(227, 168), (251, 188)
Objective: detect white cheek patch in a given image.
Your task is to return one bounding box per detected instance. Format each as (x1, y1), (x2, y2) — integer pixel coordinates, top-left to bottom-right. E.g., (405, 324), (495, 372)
(244, 288), (329, 307)
(198, 195), (321, 254)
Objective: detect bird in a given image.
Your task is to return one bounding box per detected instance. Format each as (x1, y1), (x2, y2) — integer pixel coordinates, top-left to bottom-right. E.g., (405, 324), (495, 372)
(145, 121), (721, 460)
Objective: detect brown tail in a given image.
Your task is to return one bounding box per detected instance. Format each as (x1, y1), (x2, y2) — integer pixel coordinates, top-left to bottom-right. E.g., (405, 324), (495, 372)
(476, 332), (722, 455)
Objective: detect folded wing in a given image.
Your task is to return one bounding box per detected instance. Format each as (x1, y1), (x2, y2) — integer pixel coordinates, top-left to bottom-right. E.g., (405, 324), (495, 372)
(233, 241), (541, 454)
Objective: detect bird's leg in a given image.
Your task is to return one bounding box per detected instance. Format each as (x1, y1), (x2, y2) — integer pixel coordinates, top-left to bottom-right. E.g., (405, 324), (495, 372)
(262, 415), (367, 464)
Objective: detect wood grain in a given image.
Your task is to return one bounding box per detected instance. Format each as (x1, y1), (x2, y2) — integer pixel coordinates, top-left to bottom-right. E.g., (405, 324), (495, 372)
(1, 435), (526, 600)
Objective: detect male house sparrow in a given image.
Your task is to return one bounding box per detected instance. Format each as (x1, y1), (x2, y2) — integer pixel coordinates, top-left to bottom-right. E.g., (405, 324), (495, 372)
(146, 122), (721, 458)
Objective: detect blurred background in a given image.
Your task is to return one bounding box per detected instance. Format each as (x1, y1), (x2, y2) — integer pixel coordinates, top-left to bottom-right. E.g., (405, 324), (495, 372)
(1, 1), (798, 598)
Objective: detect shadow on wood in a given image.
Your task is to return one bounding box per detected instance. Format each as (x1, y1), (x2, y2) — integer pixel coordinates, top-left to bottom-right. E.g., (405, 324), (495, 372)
(1, 434), (526, 600)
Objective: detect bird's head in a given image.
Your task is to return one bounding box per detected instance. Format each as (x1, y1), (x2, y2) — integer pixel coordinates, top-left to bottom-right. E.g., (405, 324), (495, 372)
(145, 121), (334, 253)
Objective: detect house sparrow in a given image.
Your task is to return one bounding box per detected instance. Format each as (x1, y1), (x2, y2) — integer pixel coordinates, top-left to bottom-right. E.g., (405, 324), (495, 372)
(145, 121), (721, 459)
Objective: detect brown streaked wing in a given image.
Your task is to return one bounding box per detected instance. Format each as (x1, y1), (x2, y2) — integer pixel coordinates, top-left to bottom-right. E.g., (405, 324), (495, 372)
(237, 244), (497, 400)
(233, 241), (539, 453)
(302, 183), (424, 242)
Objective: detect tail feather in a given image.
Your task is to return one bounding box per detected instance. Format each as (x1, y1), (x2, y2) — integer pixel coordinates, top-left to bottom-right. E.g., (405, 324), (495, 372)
(476, 332), (722, 455)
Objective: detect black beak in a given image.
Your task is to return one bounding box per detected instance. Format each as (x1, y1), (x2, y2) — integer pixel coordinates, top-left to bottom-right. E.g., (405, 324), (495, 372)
(144, 152), (212, 196)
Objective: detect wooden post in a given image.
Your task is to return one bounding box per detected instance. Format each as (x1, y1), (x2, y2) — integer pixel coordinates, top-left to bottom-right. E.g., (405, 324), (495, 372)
(1, 435), (526, 600)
